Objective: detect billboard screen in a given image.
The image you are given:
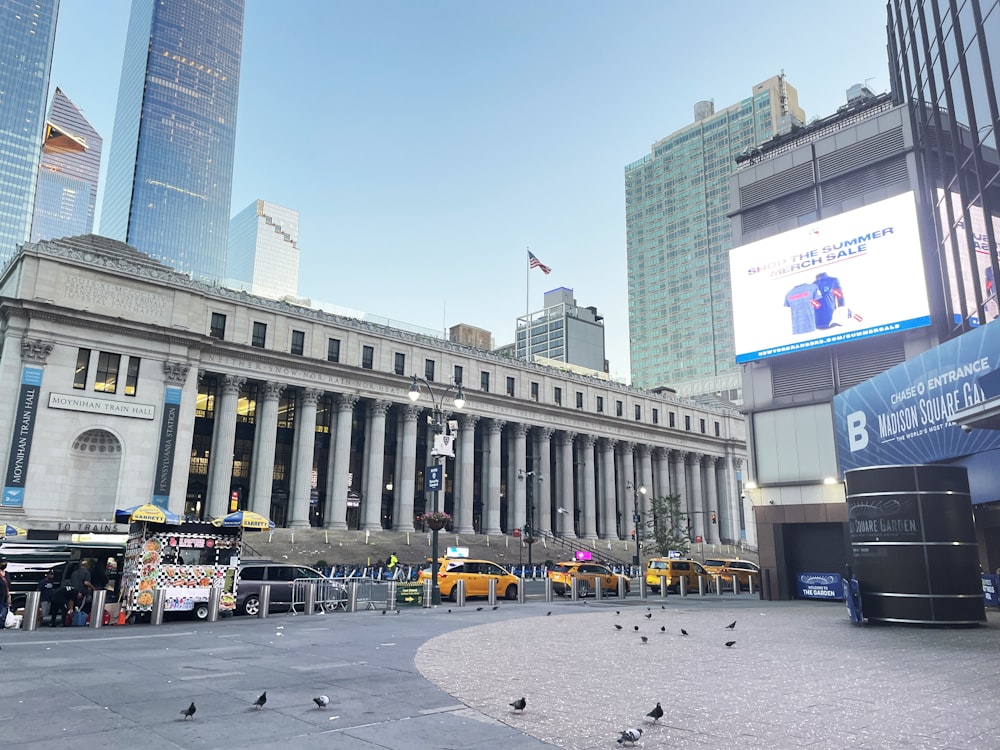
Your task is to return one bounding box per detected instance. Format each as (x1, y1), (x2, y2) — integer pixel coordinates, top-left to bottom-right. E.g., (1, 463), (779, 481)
(730, 191), (932, 363)
(937, 189), (1000, 327)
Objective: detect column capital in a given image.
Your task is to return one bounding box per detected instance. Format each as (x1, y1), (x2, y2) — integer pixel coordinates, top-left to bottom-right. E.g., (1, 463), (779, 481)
(301, 387), (323, 407)
(537, 427), (554, 441)
(557, 430), (576, 446)
(652, 446), (668, 460)
(220, 374), (245, 395)
(635, 443), (652, 458)
(337, 393), (359, 412)
(512, 422), (530, 438)
(733, 457), (743, 470)
(369, 399), (391, 418)
(487, 418), (505, 434)
(599, 437), (617, 452)
(402, 403), (421, 422)
(579, 434), (597, 449)
(261, 381), (285, 401)
(162, 361), (190, 384)
(21, 338), (53, 363)
(460, 413), (480, 430)
(704, 454), (720, 467)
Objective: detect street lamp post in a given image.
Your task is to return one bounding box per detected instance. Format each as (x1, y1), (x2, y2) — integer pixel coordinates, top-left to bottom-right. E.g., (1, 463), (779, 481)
(408, 375), (465, 606)
(517, 469), (542, 573)
(626, 481), (646, 569)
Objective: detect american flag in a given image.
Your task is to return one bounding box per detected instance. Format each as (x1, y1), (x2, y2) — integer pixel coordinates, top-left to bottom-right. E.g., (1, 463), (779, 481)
(528, 250), (551, 275)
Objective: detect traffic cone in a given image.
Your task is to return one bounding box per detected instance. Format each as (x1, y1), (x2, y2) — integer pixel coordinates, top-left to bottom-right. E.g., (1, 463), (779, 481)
(116, 609), (127, 626)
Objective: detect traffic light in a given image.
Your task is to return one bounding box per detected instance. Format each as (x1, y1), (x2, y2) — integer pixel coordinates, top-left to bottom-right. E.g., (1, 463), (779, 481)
(711, 511), (717, 524)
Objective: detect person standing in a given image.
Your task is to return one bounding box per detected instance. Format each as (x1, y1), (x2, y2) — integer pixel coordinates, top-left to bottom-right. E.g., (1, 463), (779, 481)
(69, 560), (95, 613)
(387, 552), (399, 580)
(0, 558), (10, 629)
(37, 569), (59, 620)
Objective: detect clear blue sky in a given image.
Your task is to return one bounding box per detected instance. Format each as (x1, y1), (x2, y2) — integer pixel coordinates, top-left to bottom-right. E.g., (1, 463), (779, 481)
(49, 1), (891, 382)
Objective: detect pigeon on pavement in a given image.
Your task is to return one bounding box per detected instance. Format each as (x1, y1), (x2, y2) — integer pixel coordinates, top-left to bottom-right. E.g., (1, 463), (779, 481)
(313, 695), (330, 709)
(476, 607), (484, 611)
(644, 612), (652, 619)
(633, 625), (639, 632)
(254, 691), (267, 709)
(726, 620), (737, 630)
(646, 702), (663, 723)
(725, 640), (736, 648)
(615, 624), (623, 630)
(640, 635), (648, 644)
(660, 626), (666, 632)
(617, 727), (643, 746)
(180, 702), (196, 720)
(680, 628), (689, 635)
(510, 697), (527, 712)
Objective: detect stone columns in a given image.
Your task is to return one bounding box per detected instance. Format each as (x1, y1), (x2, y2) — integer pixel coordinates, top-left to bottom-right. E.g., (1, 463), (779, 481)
(654, 447), (670, 499)
(326, 394), (357, 529)
(599, 438), (617, 539)
(361, 400), (390, 531)
(536, 428), (553, 534)
(689, 453), (704, 541)
(510, 423), (529, 532)
(249, 382), (284, 517)
(637, 444), (653, 518)
(207, 375), (245, 519)
(484, 419), (505, 534)
(395, 404), (420, 532)
(557, 431), (575, 537)
(288, 388), (321, 529)
(672, 450), (688, 519)
(456, 414), (479, 533)
(705, 456), (720, 543)
(579, 435), (597, 540)
(617, 442), (634, 540)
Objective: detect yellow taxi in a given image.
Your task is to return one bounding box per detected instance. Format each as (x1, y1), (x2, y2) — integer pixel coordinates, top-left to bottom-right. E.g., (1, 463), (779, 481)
(548, 561), (630, 597)
(417, 558), (519, 601)
(703, 558), (760, 590)
(645, 558), (708, 592)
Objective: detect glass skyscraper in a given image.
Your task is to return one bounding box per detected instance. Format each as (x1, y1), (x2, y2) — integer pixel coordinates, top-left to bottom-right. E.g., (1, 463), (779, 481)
(0, 0), (59, 263)
(227, 199), (300, 301)
(624, 75), (805, 396)
(101, 0), (244, 283)
(30, 87), (102, 242)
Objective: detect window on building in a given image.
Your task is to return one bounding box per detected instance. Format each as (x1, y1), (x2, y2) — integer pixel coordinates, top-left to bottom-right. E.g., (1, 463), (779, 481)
(94, 352), (121, 393)
(554, 387), (562, 406)
(700, 418), (706, 434)
(506, 376), (515, 397)
(653, 408), (659, 425)
(596, 396), (604, 413)
(576, 391), (584, 409)
(531, 381), (539, 401)
(362, 345), (374, 370)
(714, 421), (720, 437)
(251, 322), (267, 348)
(394, 352), (406, 376)
(480, 371), (490, 392)
(454, 365), (463, 385)
(209, 312), (226, 340)
(73, 348), (90, 390)
(327, 338), (341, 363)
(635, 404), (642, 421)
(424, 359), (435, 381)
(669, 411), (676, 428)
(290, 330), (305, 356)
(685, 415), (691, 431)
(124, 357), (140, 397)
(616, 400), (623, 417)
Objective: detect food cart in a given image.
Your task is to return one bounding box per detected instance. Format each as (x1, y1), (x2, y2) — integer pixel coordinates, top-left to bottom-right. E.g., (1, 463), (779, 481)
(121, 521), (242, 619)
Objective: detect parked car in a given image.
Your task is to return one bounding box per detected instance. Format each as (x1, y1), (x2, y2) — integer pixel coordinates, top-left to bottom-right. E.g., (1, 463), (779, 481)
(235, 561), (343, 615)
(702, 558), (760, 590)
(548, 561), (630, 597)
(417, 558), (519, 601)
(645, 558), (708, 592)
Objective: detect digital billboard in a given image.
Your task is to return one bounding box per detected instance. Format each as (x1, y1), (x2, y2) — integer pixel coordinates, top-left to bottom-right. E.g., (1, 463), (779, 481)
(937, 189), (1000, 327)
(730, 191), (932, 363)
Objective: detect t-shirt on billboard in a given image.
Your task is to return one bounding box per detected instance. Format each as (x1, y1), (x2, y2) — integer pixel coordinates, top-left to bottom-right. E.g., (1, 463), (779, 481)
(729, 191), (932, 363)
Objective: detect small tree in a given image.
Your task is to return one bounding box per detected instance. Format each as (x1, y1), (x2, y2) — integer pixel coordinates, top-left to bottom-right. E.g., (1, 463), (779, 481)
(644, 493), (691, 557)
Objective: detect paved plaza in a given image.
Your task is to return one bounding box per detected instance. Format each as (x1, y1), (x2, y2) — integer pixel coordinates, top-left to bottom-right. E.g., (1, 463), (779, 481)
(2, 595), (999, 749)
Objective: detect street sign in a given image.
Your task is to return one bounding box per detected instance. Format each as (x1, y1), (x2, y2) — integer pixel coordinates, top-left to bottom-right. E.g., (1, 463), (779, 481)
(425, 465), (442, 492)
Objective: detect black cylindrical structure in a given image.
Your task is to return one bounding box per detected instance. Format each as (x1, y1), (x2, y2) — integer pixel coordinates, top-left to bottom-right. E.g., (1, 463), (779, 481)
(845, 464), (985, 626)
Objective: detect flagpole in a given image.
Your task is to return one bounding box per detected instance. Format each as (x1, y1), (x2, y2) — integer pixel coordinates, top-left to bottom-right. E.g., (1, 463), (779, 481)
(525, 246), (530, 360)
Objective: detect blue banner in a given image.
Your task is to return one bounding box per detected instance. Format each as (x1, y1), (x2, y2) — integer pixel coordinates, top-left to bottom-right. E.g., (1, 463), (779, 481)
(983, 574), (1000, 608)
(795, 572), (844, 600)
(833, 319), (1000, 472)
(3, 367), (44, 508)
(151, 387), (182, 509)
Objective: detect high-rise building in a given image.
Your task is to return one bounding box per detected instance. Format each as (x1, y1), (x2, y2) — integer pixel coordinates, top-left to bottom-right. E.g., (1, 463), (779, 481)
(101, 0), (244, 283)
(449, 324), (493, 351)
(625, 75), (805, 399)
(227, 199), (299, 300)
(30, 87), (102, 242)
(515, 287), (606, 373)
(0, 0), (59, 262)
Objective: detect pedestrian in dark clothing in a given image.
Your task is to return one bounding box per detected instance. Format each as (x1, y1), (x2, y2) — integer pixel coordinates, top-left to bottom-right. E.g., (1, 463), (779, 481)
(0, 558), (10, 629)
(49, 584), (75, 627)
(69, 560), (95, 612)
(37, 569), (59, 620)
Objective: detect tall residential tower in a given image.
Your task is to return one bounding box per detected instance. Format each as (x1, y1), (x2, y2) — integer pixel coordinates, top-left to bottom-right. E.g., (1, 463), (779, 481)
(0, 0), (59, 262)
(625, 75), (805, 399)
(101, 0), (244, 283)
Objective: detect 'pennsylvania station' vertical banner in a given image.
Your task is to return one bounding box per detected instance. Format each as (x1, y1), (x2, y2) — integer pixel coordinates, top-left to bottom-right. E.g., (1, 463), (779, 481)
(729, 191), (932, 363)
(833, 319), (1000, 471)
(3, 366), (44, 507)
(151, 387), (182, 509)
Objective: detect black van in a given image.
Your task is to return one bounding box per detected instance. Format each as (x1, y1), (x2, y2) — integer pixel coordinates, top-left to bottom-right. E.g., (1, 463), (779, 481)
(1, 539), (126, 610)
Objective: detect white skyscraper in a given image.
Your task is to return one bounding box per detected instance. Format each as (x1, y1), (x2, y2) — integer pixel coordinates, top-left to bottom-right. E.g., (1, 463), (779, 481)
(227, 199), (300, 300)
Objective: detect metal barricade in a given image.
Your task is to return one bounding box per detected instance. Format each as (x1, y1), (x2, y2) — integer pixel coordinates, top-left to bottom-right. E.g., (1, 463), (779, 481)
(330, 576), (385, 611)
(292, 578), (350, 614)
(455, 579), (466, 607)
(151, 589), (166, 625)
(257, 584), (271, 618)
(488, 578), (497, 606)
(22, 591), (40, 631)
(90, 590), (108, 629)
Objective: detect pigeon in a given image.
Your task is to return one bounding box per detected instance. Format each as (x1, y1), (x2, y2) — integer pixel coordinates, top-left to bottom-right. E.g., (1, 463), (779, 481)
(313, 695), (330, 709)
(381, 609), (386, 615)
(254, 691), (267, 709)
(661, 605), (666, 610)
(510, 697), (526, 712)
(447, 609), (452, 613)
(615, 624), (623, 630)
(633, 625), (639, 632)
(617, 727), (643, 746)
(726, 620), (737, 630)
(180, 702), (196, 720)
(680, 628), (689, 636)
(476, 607), (484, 611)
(640, 635), (648, 643)
(546, 611), (551, 616)
(646, 702), (663, 723)
(644, 612), (652, 619)
(660, 626), (666, 632)
(492, 606), (499, 610)
(615, 610), (620, 615)
(725, 640), (736, 648)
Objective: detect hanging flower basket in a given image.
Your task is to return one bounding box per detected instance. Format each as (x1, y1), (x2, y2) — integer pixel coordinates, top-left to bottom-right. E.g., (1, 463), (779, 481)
(419, 511), (451, 531)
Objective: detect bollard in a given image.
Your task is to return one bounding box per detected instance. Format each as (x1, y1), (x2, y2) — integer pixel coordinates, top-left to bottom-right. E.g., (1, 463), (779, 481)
(258, 584), (271, 618)
(748, 575), (755, 596)
(303, 582), (317, 615)
(517, 578), (526, 603)
(715, 576), (723, 596)
(660, 579), (669, 600)
(594, 578), (603, 601)
(618, 576), (628, 599)
(206, 586), (222, 622)
(387, 581), (397, 611)
(488, 578), (497, 606)
(697, 575), (706, 596)
(544, 577), (553, 602)
(22, 591), (41, 631)
(680, 576), (688, 597)
(639, 578), (648, 599)
(732, 576), (740, 595)
(422, 580), (433, 609)
(456, 579), (467, 607)
(570, 577), (579, 601)
(90, 589), (108, 629)
(151, 589), (166, 625)
(348, 581), (360, 613)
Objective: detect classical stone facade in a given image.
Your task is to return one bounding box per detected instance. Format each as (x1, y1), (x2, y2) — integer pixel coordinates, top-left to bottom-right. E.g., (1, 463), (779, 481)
(0, 236), (747, 543)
